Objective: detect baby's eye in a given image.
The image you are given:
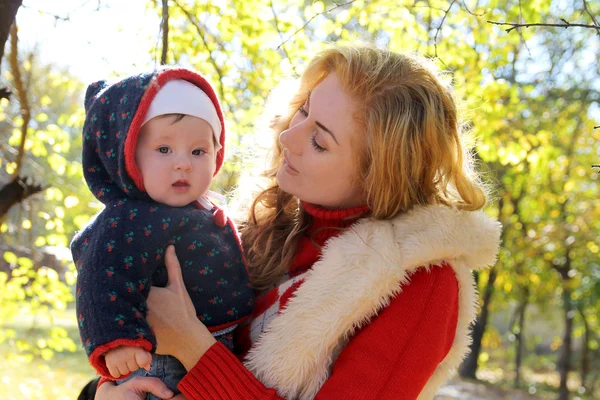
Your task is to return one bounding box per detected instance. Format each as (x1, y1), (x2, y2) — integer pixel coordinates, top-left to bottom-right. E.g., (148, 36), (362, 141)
(157, 146), (170, 154)
(192, 149), (206, 156)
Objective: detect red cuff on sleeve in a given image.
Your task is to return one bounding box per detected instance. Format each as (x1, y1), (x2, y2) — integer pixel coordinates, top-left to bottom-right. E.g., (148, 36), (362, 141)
(178, 342), (281, 400)
(89, 338), (153, 378)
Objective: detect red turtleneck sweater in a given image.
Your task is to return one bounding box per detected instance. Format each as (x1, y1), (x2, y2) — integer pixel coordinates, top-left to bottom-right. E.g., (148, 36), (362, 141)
(179, 203), (460, 399)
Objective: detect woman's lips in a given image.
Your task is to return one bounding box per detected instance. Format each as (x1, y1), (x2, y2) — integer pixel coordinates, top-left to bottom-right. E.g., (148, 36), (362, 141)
(283, 156), (299, 175)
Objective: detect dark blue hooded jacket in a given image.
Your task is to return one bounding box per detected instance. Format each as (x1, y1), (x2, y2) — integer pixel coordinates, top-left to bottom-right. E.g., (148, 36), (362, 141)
(70, 68), (253, 378)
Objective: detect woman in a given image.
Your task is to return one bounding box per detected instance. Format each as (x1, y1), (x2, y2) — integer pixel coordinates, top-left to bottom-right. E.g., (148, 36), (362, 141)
(95, 44), (501, 399)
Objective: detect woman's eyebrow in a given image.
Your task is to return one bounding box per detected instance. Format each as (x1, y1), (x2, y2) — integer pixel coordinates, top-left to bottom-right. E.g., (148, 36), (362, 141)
(308, 91), (339, 145)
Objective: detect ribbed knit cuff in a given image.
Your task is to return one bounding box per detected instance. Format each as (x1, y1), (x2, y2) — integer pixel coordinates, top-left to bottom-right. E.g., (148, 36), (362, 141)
(178, 342), (280, 400)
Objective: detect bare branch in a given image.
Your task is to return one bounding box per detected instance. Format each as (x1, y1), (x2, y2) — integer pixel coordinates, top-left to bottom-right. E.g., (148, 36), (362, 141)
(161, 0), (169, 65)
(459, 0), (484, 16)
(20, 4), (70, 21)
(269, 0), (299, 77)
(433, 0), (456, 61)
(8, 22), (31, 178)
(488, 20), (600, 33)
(582, 0), (599, 26)
(172, 0), (225, 102)
(277, 0), (358, 50)
(0, 176), (44, 219)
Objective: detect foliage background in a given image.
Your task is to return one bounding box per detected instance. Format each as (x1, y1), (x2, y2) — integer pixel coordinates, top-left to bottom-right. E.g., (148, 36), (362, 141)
(0, 0), (598, 399)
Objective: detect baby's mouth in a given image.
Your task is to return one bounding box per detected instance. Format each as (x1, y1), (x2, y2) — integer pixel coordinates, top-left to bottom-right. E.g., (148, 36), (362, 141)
(172, 180), (190, 187)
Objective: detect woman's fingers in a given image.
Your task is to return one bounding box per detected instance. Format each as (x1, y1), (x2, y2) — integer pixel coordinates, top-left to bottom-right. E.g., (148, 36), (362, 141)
(124, 376), (174, 399)
(164, 246), (185, 289)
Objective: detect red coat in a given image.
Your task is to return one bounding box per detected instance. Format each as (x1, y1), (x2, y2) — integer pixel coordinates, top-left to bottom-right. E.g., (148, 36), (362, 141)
(178, 203), (501, 399)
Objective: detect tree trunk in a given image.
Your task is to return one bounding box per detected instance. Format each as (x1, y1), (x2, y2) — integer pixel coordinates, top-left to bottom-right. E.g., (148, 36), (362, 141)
(459, 267), (497, 379)
(0, 0), (22, 100)
(578, 306), (590, 391)
(514, 287), (529, 388)
(161, 0), (169, 65)
(558, 285), (573, 400)
(0, 0), (22, 65)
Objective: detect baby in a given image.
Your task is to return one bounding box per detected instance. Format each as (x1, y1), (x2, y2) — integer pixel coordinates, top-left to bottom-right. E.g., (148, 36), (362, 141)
(70, 68), (253, 397)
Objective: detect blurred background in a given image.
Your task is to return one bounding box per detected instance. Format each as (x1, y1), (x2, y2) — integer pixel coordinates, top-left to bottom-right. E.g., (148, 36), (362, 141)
(0, 0), (598, 399)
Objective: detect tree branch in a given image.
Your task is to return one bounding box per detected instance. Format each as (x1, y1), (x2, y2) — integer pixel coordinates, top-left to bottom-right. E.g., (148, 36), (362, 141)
(8, 22), (31, 178)
(488, 20), (600, 33)
(0, 176), (44, 219)
(582, 0), (599, 36)
(161, 0), (169, 65)
(0, 0), (23, 100)
(20, 3), (70, 21)
(277, 0), (357, 50)
(459, 0), (484, 16)
(172, 0), (226, 102)
(269, 0), (299, 77)
(433, 0), (456, 63)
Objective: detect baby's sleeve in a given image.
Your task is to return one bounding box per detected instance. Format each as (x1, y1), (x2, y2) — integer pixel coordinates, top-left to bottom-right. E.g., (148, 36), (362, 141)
(72, 208), (156, 379)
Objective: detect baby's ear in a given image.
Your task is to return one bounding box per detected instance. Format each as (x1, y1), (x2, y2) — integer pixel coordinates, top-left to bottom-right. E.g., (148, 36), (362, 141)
(84, 80), (108, 111)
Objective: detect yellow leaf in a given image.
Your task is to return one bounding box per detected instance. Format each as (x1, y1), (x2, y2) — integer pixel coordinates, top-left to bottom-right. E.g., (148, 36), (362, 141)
(312, 1), (325, 13)
(64, 196), (80, 208)
(6, 162), (16, 175)
(40, 95), (52, 106)
(0, 222), (7, 233)
(41, 348), (54, 361)
(55, 207), (65, 219)
(35, 237), (46, 247)
(529, 274), (540, 285)
(22, 219), (32, 230)
(3, 251), (17, 264)
(36, 113), (49, 123)
(564, 180), (575, 192)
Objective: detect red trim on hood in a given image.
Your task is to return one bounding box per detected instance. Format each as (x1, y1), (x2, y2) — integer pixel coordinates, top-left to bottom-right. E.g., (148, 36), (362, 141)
(124, 68), (226, 192)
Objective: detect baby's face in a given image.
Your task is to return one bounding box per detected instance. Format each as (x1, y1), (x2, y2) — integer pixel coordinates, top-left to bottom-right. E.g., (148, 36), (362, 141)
(135, 115), (217, 207)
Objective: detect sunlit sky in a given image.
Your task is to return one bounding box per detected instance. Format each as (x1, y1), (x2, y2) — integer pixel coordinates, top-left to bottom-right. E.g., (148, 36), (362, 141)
(17, 0), (160, 83)
(12, 0), (600, 122)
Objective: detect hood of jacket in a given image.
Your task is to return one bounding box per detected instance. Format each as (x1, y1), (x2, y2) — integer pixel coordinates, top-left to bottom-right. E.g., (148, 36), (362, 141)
(81, 68), (226, 204)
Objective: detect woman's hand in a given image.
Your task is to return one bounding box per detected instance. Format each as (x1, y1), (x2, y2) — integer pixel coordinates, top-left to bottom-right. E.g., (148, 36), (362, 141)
(95, 377), (174, 399)
(146, 245), (217, 370)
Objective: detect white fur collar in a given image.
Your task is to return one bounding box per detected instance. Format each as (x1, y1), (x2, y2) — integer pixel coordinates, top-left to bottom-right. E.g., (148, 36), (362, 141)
(244, 205), (501, 399)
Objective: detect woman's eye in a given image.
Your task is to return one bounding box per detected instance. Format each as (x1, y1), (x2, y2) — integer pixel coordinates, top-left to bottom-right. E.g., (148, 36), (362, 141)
(299, 106), (308, 117)
(157, 146), (170, 154)
(192, 149), (206, 156)
(311, 135), (326, 153)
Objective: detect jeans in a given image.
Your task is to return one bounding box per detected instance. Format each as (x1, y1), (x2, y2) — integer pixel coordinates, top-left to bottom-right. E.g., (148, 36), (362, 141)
(117, 327), (236, 399)
(118, 354), (186, 400)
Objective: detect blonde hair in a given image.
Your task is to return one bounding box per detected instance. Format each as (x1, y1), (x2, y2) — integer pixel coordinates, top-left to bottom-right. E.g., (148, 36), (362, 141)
(240, 44), (487, 289)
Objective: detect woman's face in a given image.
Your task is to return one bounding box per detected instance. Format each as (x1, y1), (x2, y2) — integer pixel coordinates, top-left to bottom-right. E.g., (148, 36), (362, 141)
(276, 73), (366, 209)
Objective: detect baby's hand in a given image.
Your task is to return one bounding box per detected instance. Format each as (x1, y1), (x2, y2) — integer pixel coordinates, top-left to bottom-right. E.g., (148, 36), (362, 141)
(104, 346), (152, 379)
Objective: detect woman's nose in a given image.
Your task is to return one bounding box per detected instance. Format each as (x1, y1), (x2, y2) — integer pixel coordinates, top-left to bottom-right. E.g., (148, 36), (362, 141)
(279, 122), (306, 155)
